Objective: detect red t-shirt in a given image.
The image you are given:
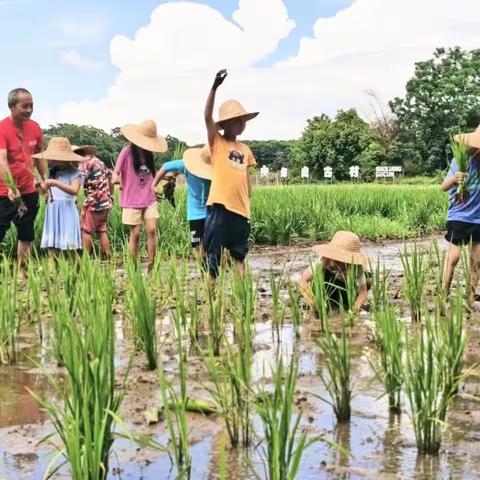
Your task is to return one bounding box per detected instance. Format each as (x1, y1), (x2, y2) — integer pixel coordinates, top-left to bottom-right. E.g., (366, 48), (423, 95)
(0, 117), (43, 196)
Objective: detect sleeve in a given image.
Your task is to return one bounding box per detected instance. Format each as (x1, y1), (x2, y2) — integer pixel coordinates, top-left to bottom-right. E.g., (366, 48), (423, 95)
(72, 169), (85, 185)
(163, 159), (185, 173)
(246, 146), (256, 167)
(114, 148), (126, 174)
(208, 133), (223, 164)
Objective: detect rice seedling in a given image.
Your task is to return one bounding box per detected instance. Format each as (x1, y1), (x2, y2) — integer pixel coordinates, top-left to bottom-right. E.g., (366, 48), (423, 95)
(0, 258), (20, 364)
(400, 243), (427, 322)
(157, 296), (192, 479)
(460, 244), (474, 307)
(369, 258), (390, 313)
(370, 306), (404, 412)
(343, 264), (359, 326)
(125, 257), (158, 370)
(287, 283), (302, 339)
(3, 170), (27, 217)
(310, 262), (329, 332)
(204, 270), (227, 357)
(314, 317), (352, 422)
(450, 136), (471, 204)
(203, 277), (255, 448)
(29, 259), (126, 480)
(403, 306), (462, 455)
(269, 266), (288, 337)
(27, 259), (43, 340)
(255, 356), (317, 480)
(47, 289), (71, 367)
(429, 239), (447, 313)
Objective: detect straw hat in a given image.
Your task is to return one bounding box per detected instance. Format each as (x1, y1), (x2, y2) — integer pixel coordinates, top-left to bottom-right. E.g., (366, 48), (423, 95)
(72, 144), (97, 156)
(121, 120), (168, 153)
(313, 231), (370, 266)
(183, 146), (212, 180)
(454, 125), (480, 149)
(32, 137), (83, 162)
(215, 100), (259, 127)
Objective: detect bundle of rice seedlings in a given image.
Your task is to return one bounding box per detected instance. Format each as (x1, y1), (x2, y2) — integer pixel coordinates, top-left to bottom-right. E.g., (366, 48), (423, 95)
(3, 170), (27, 217)
(450, 136), (471, 204)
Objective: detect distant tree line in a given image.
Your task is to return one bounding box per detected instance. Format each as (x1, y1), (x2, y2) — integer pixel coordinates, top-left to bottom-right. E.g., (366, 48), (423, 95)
(43, 47), (480, 180)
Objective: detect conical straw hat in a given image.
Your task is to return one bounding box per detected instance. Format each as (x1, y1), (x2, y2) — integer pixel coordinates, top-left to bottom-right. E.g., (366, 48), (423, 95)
(215, 99), (259, 126)
(32, 137), (83, 162)
(183, 145), (212, 180)
(313, 231), (370, 266)
(72, 144), (97, 156)
(454, 125), (480, 149)
(121, 120), (168, 153)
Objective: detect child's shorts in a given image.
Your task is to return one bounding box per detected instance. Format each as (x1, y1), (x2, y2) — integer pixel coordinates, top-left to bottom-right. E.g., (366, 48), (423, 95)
(189, 219), (205, 248)
(81, 207), (110, 234)
(122, 203), (159, 226)
(445, 221), (480, 246)
(203, 204), (250, 277)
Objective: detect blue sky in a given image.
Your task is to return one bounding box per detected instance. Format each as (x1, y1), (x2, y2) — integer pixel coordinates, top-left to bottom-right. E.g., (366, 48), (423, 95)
(0, 0), (353, 116)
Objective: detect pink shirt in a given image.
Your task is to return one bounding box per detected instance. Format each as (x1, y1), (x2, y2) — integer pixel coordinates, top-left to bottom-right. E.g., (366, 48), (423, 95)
(114, 146), (156, 209)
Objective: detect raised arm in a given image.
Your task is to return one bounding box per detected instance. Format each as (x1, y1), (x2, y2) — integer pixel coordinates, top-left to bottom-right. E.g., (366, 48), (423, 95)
(441, 172), (465, 192)
(205, 69), (227, 148)
(152, 167), (167, 191)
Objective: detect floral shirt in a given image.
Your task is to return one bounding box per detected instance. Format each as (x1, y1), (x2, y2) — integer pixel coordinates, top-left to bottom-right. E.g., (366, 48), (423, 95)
(79, 156), (113, 211)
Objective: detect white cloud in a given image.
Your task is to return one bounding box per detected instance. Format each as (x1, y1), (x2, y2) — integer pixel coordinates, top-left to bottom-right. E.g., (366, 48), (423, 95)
(61, 50), (104, 70)
(49, 17), (107, 47)
(41, 0), (480, 144)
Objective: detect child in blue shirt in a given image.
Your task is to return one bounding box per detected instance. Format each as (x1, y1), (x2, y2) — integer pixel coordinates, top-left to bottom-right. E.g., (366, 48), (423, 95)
(152, 146), (212, 259)
(441, 125), (480, 303)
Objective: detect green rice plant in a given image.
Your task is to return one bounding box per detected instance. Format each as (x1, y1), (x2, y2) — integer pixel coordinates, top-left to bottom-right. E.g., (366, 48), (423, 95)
(55, 256), (79, 316)
(188, 284), (201, 344)
(0, 258), (20, 364)
(314, 318), (352, 422)
(403, 306), (461, 455)
(400, 243), (427, 322)
(460, 245), (473, 307)
(369, 306), (404, 412)
(287, 284), (302, 339)
(429, 239), (447, 313)
(450, 136), (471, 204)
(3, 170), (27, 217)
(369, 259), (390, 313)
(47, 290), (71, 367)
(158, 296), (192, 479)
(203, 278), (254, 448)
(343, 265), (359, 326)
(125, 258), (157, 370)
(29, 259), (126, 480)
(310, 261), (329, 332)
(255, 356), (317, 480)
(204, 270), (226, 357)
(269, 267), (287, 337)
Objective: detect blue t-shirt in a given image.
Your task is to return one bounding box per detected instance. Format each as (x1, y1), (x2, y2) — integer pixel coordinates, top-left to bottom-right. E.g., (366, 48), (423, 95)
(446, 157), (480, 224)
(163, 159), (211, 221)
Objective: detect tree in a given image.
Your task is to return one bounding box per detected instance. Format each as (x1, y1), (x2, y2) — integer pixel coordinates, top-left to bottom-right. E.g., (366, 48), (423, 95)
(296, 109), (385, 180)
(390, 47), (480, 173)
(244, 140), (296, 171)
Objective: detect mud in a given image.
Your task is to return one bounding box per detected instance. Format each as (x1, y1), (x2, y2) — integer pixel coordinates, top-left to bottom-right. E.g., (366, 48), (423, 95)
(2, 236), (480, 479)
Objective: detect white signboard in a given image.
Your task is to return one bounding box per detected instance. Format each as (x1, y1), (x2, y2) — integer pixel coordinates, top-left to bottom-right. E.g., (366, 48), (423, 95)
(324, 167), (333, 179)
(280, 167), (288, 179)
(260, 165), (269, 178)
(301, 166), (309, 179)
(349, 166), (360, 178)
(376, 166), (401, 178)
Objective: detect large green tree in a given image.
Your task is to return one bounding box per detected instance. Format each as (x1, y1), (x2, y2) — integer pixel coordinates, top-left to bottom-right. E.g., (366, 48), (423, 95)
(296, 109), (386, 180)
(244, 140), (296, 170)
(390, 47), (480, 173)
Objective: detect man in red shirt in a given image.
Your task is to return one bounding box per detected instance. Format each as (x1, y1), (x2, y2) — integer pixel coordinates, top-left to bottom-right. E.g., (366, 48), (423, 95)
(0, 88), (45, 274)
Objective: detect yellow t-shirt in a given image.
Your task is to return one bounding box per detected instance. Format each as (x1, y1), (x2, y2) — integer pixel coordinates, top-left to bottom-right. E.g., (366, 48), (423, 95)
(207, 133), (256, 219)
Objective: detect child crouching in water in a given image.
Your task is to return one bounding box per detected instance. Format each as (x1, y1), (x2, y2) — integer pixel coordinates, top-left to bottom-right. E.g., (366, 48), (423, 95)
(33, 137), (84, 254)
(298, 231), (370, 312)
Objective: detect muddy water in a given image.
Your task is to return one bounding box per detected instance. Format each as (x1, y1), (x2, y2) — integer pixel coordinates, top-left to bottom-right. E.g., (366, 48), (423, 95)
(2, 237), (480, 479)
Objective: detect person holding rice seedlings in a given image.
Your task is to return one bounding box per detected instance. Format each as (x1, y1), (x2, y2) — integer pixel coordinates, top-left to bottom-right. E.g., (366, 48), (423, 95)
(441, 125), (480, 302)
(34, 137), (84, 253)
(0, 88), (46, 276)
(152, 146), (212, 260)
(74, 144), (114, 258)
(112, 120), (167, 268)
(203, 69), (258, 282)
(298, 231), (370, 312)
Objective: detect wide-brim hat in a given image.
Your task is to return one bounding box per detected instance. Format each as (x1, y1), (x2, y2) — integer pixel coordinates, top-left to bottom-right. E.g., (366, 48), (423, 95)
(32, 137), (84, 162)
(72, 144), (97, 156)
(121, 119), (168, 153)
(313, 231), (370, 266)
(454, 125), (480, 150)
(215, 99), (259, 127)
(183, 146), (212, 180)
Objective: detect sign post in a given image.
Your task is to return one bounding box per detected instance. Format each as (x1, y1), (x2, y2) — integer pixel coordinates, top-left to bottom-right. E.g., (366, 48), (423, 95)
(301, 166), (309, 182)
(324, 166), (333, 183)
(375, 166), (402, 180)
(280, 167), (288, 184)
(349, 165), (360, 181)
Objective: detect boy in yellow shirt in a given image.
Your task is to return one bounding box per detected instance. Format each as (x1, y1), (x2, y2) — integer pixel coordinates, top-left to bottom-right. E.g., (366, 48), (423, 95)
(203, 69), (259, 281)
